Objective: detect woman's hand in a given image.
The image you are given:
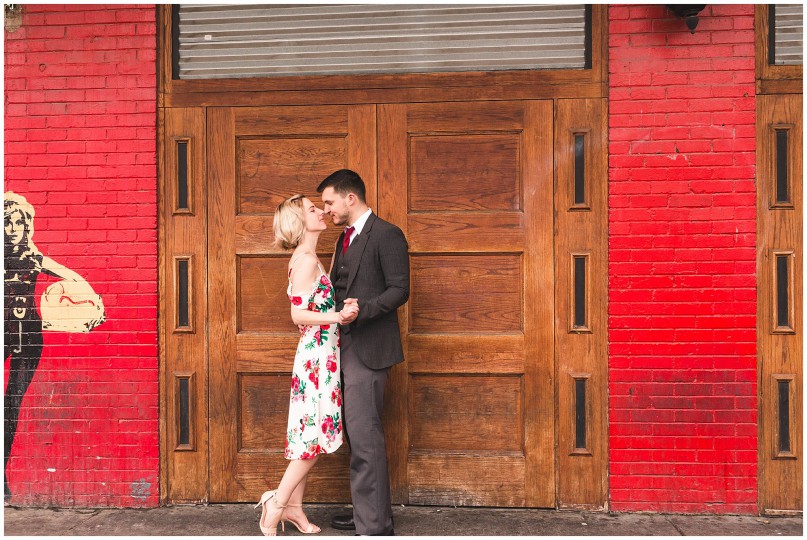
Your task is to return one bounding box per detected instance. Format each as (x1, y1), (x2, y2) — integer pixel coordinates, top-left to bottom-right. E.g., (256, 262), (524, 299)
(338, 306), (358, 325)
(338, 299), (359, 325)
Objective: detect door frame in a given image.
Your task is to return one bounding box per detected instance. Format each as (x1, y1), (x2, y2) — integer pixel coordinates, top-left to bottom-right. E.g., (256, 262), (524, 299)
(157, 5), (611, 508)
(156, 5), (609, 108)
(754, 4), (803, 514)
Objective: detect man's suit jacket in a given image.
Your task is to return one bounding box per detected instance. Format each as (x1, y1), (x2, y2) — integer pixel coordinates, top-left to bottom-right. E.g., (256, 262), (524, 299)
(332, 212), (410, 370)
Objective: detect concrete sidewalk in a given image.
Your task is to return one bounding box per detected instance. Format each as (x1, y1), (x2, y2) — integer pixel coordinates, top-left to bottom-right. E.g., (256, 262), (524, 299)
(2, 504), (802, 536)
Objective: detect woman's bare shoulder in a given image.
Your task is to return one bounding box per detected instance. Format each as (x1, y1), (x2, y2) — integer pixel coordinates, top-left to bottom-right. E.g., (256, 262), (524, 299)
(289, 252), (318, 276)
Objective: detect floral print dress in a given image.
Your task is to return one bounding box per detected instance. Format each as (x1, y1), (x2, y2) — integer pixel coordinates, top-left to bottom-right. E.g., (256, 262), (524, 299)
(285, 260), (343, 460)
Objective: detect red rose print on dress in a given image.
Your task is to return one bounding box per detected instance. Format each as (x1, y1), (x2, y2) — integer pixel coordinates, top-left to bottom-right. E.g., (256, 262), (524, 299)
(284, 265), (342, 459)
(326, 352), (338, 373)
(307, 443), (323, 455)
(308, 366), (320, 389)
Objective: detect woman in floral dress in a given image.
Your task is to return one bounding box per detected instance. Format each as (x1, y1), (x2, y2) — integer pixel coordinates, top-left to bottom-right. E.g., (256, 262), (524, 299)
(256, 194), (358, 536)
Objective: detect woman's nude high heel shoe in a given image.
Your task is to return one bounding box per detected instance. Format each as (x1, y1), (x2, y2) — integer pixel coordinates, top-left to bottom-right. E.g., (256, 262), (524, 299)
(254, 490), (286, 536)
(282, 504), (321, 534)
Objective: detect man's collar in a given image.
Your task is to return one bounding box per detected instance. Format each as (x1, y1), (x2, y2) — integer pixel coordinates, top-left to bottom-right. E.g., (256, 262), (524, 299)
(348, 208), (373, 235)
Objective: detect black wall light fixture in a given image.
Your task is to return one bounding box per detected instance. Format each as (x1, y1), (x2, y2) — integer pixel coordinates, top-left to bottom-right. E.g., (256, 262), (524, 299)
(667, 4), (707, 34)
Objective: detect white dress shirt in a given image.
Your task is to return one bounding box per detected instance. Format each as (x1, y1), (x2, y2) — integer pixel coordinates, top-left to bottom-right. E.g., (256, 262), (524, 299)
(346, 208), (373, 246)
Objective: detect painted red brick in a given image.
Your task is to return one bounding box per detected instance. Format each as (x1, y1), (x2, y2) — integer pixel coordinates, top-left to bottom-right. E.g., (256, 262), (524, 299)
(608, 4), (757, 514)
(4, 2), (763, 514)
(4, 5), (157, 507)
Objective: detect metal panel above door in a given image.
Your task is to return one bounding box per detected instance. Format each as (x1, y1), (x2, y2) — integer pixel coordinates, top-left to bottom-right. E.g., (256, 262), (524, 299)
(175, 4), (588, 79)
(772, 4), (803, 66)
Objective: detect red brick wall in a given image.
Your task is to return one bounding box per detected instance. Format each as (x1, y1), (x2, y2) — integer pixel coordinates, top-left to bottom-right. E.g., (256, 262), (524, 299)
(4, 5), (158, 507)
(3, 3), (762, 512)
(608, 5), (757, 513)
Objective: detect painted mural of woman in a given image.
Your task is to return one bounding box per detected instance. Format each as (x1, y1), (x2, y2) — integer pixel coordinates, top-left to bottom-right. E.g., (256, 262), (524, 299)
(3, 192), (106, 501)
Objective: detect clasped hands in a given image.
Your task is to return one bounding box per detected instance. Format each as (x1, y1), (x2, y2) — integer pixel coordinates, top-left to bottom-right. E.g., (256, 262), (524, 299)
(337, 298), (359, 325)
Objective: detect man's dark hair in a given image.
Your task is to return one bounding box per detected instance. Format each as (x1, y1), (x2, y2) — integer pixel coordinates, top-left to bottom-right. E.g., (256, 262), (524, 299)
(317, 169), (367, 203)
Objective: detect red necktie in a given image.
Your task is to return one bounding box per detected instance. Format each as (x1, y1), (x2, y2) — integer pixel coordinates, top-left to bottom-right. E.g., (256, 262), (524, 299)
(342, 226), (355, 255)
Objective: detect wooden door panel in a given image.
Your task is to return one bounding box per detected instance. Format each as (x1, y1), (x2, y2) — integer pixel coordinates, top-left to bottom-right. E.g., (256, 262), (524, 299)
(410, 375), (524, 452)
(409, 134), (522, 211)
(235, 335), (299, 366)
(378, 100), (555, 507)
(237, 137), (346, 214)
(237, 257), (298, 333)
(239, 374), (292, 451)
(406, 213), (525, 252)
(234, 106), (350, 135)
(209, 104), (376, 502)
(757, 94), (803, 513)
(410, 255), (522, 333)
(405, 101), (527, 131)
(554, 99), (608, 509)
(408, 455), (526, 507)
(233, 453), (355, 501)
(161, 107), (209, 503)
(408, 334), (525, 374)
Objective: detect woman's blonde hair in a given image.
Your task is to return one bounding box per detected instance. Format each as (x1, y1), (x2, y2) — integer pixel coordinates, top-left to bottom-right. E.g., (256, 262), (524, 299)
(273, 194), (306, 250)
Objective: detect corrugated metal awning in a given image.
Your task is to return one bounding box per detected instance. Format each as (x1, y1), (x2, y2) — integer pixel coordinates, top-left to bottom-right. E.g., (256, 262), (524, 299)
(175, 4), (588, 79)
(773, 4), (803, 66)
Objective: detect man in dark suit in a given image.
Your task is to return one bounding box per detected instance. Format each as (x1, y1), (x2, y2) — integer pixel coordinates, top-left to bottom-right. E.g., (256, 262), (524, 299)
(318, 169), (409, 536)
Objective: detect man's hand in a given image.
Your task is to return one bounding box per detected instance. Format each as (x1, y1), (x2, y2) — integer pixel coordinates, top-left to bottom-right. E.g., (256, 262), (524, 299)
(338, 299), (359, 324)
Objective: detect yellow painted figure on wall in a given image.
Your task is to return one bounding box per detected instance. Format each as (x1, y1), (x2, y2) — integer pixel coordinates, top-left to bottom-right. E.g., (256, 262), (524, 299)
(3, 191), (106, 501)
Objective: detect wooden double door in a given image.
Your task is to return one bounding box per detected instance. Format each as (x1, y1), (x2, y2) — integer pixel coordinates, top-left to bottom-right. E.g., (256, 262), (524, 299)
(192, 100), (606, 508)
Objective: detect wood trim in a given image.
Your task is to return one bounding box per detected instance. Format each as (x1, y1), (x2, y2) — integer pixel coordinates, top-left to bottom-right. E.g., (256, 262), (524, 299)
(174, 372), (196, 452)
(523, 99), (556, 508)
(569, 373), (593, 456)
(161, 107), (209, 503)
(156, 5), (171, 108)
(170, 137), (194, 215)
(770, 250), (795, 335)
(569, 251), (593, 334)
(593, 4), (609, 97)
(767, 123), (796, 210)
(378, 103), (410, 504)
(207, 106), (237, 502)
(157, 103), (168, 505)
(756, 4), (803, 95)
(163, 83), (606, 108)
(771, 374), (797, 460)
(554, 98), (608, 510)
(157, 4), (609, 106)
(757, 93), (803, 513)
(173, 255), (194, 333)
(569, 128), (593, 211)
